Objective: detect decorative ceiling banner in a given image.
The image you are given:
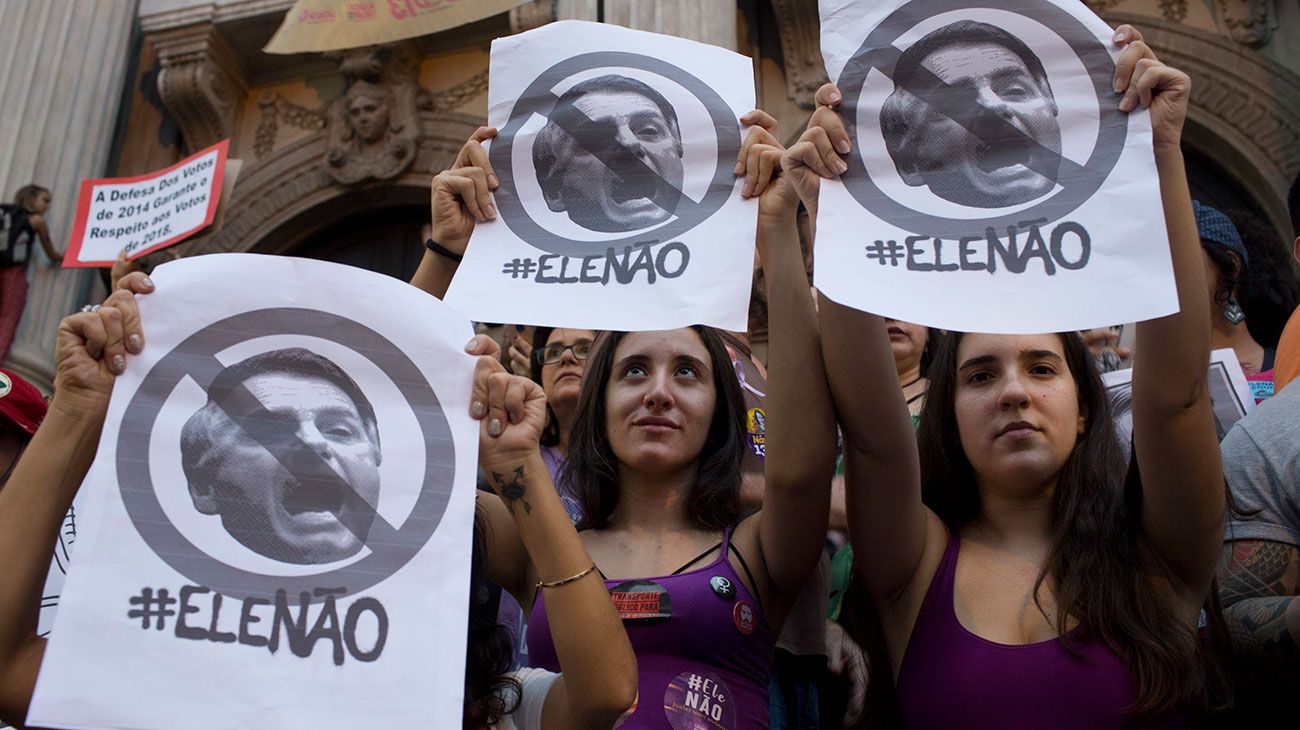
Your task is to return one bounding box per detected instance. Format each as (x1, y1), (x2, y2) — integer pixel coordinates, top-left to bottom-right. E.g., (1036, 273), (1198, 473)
(815, 0), (1178, 333)
(27, 255), (478, 730)
(264, 0), (529, 53)
(444, 20), (757, 331)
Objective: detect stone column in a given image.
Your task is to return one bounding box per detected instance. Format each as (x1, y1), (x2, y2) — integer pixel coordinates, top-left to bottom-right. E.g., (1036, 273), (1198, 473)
(558, 0), (739, 50)
(0, 0), (137, 390)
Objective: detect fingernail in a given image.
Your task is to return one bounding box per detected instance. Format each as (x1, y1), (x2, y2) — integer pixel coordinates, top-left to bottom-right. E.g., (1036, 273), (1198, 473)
(488, 174), (499, 188)
(465, 338), (479, 352)
(836, 139), (852, 154)
(141, 276), (154, 289)
(471, 401), (486, 418)
(509, 409), (520, 424)
(112, 355), (125, 374)
(734, 161), (744, 175)
(1113, 75), (1123, 93)
(488, 417), (502, 436)
(1119, 97), (1134, 112)
(828, 90), (841, 104)
(128, 333), (142, 352)
(834, 160), (848, 175)
(486, 204), (497, 219)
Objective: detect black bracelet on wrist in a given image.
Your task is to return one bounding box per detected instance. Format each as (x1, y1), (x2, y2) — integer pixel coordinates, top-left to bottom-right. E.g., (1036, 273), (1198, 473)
(425, 238), (464, 263)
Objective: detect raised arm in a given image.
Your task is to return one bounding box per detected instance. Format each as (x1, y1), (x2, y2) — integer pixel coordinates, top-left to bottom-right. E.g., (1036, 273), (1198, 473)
(409, 126), (499, 299)
(0, 275), (151, 725)
(737, 112), (839, 608)
(27, 214), (61, 265)
(1117, 27), (1224, 600)
(786, 87), (931, 606)
(471, 353), (637, 729)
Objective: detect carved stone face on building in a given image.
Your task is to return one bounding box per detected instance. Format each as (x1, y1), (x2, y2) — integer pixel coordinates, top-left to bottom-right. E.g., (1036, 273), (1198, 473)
(346, 84), (393, 145)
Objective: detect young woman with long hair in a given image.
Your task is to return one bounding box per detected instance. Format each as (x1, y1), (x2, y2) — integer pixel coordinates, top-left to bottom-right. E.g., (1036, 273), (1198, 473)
(470, 113), (837, 727)
(779, 26), (1228, 726)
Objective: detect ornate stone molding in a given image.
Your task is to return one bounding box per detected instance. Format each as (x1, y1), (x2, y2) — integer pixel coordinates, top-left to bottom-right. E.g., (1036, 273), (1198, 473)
(322, 42), (429, 185)
(510, 0), (557, 34)
(1214, 0), (1273, 47)
(428, 70), (491, 111)
(768, 0), (827, 109)
(153, 24), (249, 153)
(1157, 0), (1189, 22)
(139, 0), (294, 33)
(170, 110), (485, 260)
(254, 91), (327, 159)
(1102, 11), (1300, 237)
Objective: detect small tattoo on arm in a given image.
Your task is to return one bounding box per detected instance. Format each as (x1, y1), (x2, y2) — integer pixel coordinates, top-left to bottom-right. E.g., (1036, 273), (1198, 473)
(492, 466), (532, 516)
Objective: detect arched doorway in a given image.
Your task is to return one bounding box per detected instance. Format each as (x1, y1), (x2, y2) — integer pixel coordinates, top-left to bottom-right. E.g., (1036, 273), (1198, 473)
(242, 184), (431, 282)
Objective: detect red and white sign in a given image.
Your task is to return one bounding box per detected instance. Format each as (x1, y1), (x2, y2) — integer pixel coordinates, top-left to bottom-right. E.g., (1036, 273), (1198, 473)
(65, 140), (228, 268)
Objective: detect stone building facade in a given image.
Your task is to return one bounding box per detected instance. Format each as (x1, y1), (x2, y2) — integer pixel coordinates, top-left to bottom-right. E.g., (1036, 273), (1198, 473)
(3, 0), (1298, 385)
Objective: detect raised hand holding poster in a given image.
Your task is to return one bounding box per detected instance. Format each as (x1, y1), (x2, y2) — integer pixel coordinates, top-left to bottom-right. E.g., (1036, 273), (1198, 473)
(27, 255), (478, 730)
(445, 20), (758, 332)
(815, 0), (1177, 333)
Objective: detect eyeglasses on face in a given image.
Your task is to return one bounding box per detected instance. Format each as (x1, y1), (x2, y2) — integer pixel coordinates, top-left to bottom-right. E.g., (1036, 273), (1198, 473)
(536, 339), (593, 366)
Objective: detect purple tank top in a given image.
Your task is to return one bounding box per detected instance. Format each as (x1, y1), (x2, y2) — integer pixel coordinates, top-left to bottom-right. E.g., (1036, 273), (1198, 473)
(896, 535), (1187, 729)
(526, 528), (773, 729)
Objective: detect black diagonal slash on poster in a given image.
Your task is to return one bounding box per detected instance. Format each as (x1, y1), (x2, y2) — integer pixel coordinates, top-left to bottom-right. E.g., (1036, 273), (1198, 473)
(871, 45), (1088, 183)
(834, 0), (1127, 240)
(118, 308), (457, 604)
(542, 91), (703, 221)
(490, 51), (742, 259)
(195, 355), (401, 549)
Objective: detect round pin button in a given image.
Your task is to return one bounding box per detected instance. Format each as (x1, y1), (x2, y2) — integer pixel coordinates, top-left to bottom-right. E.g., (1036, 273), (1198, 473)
(709, 575), (735, 599)
(732, 599), (756, 635)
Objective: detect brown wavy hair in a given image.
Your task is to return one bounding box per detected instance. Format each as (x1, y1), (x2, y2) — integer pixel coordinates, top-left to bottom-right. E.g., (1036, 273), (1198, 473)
(463, 517), (520, 728)
(916, 331), (1230, 716)
(563, 326), (745, 531)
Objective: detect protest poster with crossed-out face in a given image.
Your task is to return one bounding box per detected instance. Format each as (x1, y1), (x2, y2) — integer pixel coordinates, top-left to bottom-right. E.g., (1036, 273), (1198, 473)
(27, 255), (478, 730)
(814, 0), (1178, 333)
(444, 20), (758, 332)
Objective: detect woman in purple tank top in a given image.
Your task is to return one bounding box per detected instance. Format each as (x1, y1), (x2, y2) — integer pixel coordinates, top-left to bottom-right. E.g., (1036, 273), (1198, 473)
(475, 111), (837, 729)
(782, 27), (1230, 726)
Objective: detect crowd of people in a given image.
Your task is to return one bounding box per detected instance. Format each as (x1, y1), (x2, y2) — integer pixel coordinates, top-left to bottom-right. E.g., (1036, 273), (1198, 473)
(0, 21), (1298, 730)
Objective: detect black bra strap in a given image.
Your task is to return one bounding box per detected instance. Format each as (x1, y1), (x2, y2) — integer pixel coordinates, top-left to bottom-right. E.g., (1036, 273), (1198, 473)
(727, 542), (761, 603)
(670, 540), (725, 575)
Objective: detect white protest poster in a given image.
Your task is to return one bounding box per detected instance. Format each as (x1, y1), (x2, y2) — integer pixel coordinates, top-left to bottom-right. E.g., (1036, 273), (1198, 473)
(28, 254), (478, 730)
(815, 0), (1177, 333)
(1103, 348), (1256, 448)
(64, 140), (229, 267)
(444, 20), (757, 331)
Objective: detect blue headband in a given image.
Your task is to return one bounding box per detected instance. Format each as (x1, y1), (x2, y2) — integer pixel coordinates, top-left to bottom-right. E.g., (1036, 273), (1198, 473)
(1192, 200), (1249, 269)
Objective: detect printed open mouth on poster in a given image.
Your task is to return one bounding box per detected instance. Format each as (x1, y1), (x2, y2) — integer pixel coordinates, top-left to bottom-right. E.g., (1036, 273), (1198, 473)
(27, 254), (479, 730)
(815, 0), (1177, 334)
(445, 20), (759, 332)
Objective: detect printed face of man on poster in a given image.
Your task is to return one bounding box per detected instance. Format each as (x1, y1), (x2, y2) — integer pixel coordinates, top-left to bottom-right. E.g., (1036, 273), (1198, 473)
(532, 74), (686, 233)
(881, 20), (1062, 208)
(180, 348), (382, 565)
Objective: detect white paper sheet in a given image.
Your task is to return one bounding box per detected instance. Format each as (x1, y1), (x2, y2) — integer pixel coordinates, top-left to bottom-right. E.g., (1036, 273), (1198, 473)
(814, 0), (1178, 333)
(1102, 348), (1256, 448)
(445, 20), (758, 332)
(28, 254), (478, 730)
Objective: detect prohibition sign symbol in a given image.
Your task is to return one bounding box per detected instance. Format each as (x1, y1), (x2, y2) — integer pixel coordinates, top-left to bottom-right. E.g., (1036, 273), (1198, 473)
(491, 51), (742, 258)
(116, 308), (456, 603)
(835, 0), (1126, 238)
